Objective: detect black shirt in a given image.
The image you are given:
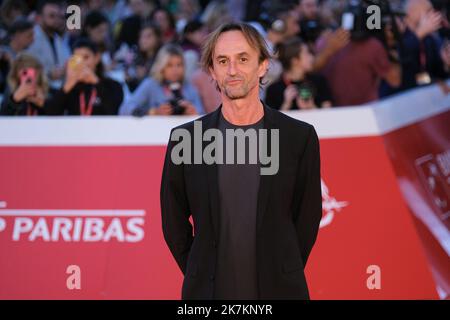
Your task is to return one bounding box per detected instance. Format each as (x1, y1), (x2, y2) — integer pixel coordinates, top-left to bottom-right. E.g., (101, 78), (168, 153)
(214, 111), (264, 299)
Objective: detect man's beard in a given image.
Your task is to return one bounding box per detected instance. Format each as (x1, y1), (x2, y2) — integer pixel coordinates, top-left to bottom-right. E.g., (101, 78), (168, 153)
(221, 78), (253, 100)
(42, 24), (59, 35)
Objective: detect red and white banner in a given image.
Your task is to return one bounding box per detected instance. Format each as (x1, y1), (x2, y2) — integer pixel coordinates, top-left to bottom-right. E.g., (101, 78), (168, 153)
(0, 83), (448, 299)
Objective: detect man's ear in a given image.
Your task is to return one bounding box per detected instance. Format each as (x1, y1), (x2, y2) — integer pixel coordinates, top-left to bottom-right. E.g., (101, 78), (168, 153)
(258, 59), (269, 78)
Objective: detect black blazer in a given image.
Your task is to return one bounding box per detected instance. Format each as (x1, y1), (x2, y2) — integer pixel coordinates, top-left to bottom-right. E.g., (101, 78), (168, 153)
(161, 103), (322, 300)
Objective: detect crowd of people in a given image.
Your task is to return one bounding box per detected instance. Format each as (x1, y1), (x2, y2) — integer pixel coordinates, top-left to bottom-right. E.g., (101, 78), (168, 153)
(0, 0), (449, 116)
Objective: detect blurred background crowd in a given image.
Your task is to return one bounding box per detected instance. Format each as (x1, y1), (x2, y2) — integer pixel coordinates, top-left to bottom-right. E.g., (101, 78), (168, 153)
(0, 0), (449, 116)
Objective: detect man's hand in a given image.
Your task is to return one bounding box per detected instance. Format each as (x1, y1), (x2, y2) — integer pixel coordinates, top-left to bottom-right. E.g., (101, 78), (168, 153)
(415, 11), (442, 40)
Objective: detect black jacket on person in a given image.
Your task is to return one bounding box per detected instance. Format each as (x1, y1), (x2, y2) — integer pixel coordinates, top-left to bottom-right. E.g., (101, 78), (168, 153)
(46, 77), (123, 115)
(0, 86), (47, 116)
(160, 103), (322, 300)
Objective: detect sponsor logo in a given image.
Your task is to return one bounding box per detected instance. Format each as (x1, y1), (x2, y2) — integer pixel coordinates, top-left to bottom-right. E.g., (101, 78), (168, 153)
(0, 202), (145, 242)
(320, 179), (349, 228)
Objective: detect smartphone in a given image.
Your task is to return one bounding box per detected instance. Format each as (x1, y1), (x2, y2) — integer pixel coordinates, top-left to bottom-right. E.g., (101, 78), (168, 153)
(342, 12), (355, 31)
(298, 87), (313, 101)
(19, 68), (37, 86)
(68, 54), (83, 70)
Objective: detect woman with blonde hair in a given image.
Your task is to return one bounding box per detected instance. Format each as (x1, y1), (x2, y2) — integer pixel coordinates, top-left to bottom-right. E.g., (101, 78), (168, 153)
(119, 43), (203, 116)
(0, 53), (49, 116)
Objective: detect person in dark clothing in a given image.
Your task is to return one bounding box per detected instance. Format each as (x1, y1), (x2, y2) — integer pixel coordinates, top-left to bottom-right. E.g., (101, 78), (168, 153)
(0, 53), (49, 116)
(266, 37), (332, 110)
(46, 38), (123, 115)
(161, 23), (322, 300)
(401, 29), (447, 88)
(381, 0), (448, 96)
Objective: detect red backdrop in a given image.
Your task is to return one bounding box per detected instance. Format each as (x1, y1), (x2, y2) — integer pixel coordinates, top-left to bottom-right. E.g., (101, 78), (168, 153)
(0, 84), (448, 299)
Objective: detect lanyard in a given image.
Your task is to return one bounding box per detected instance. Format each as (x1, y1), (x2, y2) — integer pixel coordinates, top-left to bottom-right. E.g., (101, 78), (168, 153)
(79, 88), (97, 116)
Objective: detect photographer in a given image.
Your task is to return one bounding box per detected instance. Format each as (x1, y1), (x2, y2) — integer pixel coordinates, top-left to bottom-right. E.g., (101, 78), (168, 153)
(265, 37), (332, 110)
(119, 44), (203, 116)
(46, 38), (123, 115)
(0, 53), (49, 116)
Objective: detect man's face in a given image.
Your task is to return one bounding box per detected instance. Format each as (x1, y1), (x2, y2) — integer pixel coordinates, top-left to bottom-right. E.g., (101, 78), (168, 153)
(41, 4), (61, 32)
(209, 30), (268, 100)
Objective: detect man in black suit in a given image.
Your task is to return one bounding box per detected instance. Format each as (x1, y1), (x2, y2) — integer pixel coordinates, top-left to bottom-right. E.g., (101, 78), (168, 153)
(161, 22), (322, 300)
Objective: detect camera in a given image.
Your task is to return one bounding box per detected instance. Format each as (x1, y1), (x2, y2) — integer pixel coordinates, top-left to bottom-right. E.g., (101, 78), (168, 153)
(167, 82), (185, 115)
(169, 99), (185, 115)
